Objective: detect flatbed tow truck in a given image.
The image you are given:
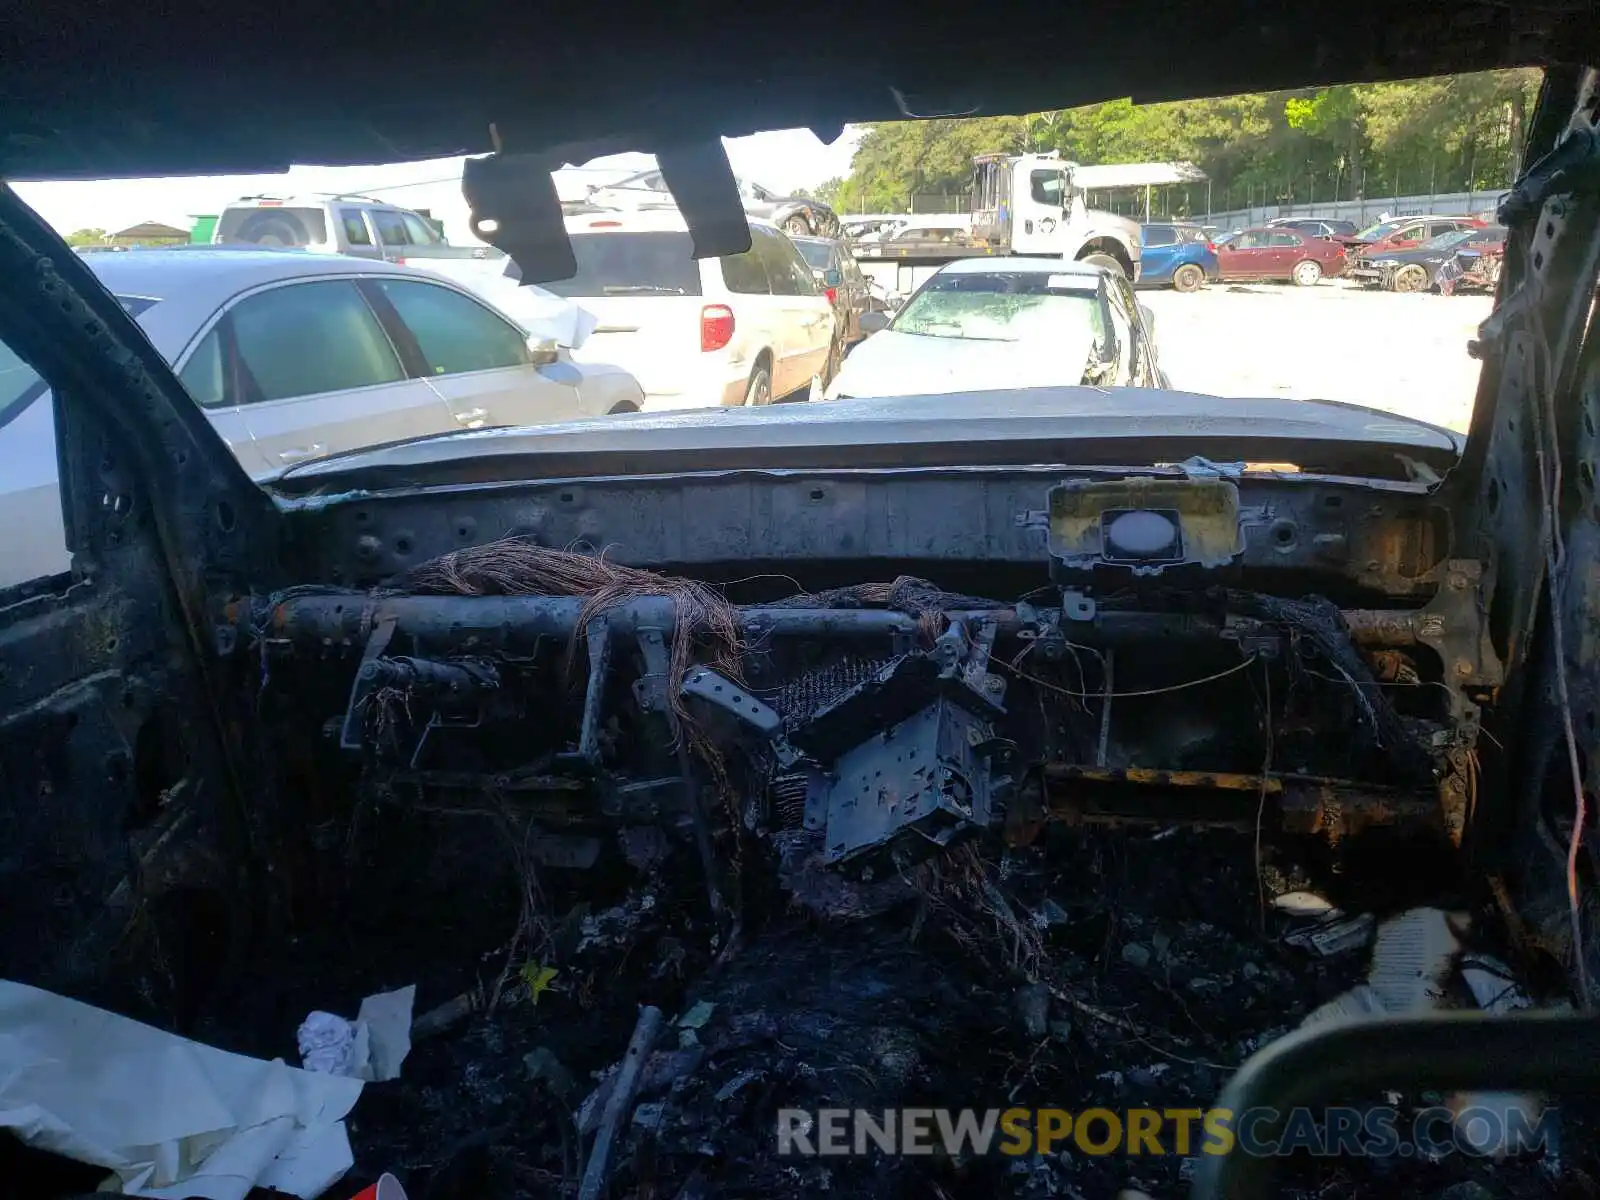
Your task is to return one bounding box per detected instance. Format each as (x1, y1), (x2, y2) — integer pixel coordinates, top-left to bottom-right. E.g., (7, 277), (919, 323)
(852, 151), (1144, 297)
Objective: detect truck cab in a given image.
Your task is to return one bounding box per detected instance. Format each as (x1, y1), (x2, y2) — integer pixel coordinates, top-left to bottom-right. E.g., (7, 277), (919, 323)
(970, 151), (1141, 279)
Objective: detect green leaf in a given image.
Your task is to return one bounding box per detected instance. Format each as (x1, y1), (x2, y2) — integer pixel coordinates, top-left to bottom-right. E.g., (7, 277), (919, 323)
(520, 963), (560, 1005)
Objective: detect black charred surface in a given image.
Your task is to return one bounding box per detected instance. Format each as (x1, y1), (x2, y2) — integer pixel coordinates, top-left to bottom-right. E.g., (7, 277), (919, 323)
(90, 826), (1582, 1200)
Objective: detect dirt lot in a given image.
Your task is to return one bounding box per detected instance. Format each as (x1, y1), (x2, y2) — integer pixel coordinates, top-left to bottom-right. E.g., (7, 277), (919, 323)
(1141, 280), (1494, 434)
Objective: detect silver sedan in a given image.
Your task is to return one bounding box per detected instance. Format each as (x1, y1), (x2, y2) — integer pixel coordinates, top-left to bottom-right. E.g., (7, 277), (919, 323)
(0, 248), (644, 584)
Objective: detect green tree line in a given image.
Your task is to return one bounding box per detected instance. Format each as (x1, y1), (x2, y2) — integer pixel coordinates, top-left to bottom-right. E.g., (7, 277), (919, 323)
(814, 69), (1540, 216)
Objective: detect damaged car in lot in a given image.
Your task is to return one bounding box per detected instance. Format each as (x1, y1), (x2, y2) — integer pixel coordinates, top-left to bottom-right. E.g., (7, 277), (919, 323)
(585, 166), (843, 238)
(3, 7), (1600, 1200)
(825, 257), (1166, 398)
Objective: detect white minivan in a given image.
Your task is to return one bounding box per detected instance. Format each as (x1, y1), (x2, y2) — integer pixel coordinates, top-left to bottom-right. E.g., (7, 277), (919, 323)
(540, 213), (836, 409)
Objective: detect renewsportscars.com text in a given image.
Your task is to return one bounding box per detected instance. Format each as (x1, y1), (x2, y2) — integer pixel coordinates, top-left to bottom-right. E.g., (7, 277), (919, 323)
(776, 1105), (1557, 1159)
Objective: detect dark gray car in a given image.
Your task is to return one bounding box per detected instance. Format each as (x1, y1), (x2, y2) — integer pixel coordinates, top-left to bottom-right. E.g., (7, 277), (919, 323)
(791, 235), (872, 350)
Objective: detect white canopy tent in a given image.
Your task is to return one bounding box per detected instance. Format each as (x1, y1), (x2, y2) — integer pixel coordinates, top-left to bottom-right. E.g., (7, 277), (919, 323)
(1072, 161), (1208, 220)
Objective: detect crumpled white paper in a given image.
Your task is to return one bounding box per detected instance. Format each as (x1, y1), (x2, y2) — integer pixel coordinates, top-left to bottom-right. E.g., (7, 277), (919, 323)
(297, 986), (415, 1082)
(0, 979), (364, 1200)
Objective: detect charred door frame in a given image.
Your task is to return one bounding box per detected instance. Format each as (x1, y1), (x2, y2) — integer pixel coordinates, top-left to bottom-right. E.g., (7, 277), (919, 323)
(0, 187), (283, 994)
(1432, 64), (1600, 986)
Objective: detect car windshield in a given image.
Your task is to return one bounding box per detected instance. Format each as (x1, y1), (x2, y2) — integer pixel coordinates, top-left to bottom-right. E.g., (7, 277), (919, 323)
(1354, 219), (1409, 240)
(891, 272), (1102, 343)
(1, 64), (1539, 492)
(539, 232), (703, 297)
(795, 241), (833, 269)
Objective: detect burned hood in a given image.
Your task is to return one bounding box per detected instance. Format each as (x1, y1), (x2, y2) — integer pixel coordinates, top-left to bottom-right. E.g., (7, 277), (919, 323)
(267, 388), (1463, 497)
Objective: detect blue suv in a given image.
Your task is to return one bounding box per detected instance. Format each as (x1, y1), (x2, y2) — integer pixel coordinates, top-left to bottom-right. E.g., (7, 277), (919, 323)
(1137, 222), (1219, 292)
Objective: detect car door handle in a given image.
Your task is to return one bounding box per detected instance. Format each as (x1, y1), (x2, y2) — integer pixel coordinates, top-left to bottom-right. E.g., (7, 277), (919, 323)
(277, 444), (326, 462)
(454, 407), (489, 428)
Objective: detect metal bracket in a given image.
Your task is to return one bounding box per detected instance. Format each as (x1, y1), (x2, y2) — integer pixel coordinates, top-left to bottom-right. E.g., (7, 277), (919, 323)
(933, 618), (967, 676)
(961, 619), (1005, 702)
(816, 697), (1001, 866)
(679, 666), (800, 767)
(681, 668), (781, 735)
(631, 627), (672, 717)
(338, 613), (398, 751)
(1222, 616), (1282, 661)
(576, 618), (611, 765)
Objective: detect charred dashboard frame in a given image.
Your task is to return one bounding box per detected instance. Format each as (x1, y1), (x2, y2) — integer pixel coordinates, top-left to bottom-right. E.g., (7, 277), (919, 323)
(232, 467), (1501, 910)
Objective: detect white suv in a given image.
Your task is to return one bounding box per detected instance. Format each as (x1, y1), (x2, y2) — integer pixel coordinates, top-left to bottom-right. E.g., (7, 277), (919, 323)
(212, 194), (492, 265)
(542, 212), (835, 409)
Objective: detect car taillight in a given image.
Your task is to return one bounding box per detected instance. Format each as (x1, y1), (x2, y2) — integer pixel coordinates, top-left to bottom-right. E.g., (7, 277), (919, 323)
(826, 287), (837, 305)
(701, 304), (735, 352)
(1205, 242), (1216, 253)
(589, 220), (623, 228)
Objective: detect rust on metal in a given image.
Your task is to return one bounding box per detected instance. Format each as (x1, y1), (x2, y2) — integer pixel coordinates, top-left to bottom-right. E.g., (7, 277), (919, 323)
(1049, 765), (1282, 792)
(1041, 763), (1439, 841)
(1342, 609), (1428, 647)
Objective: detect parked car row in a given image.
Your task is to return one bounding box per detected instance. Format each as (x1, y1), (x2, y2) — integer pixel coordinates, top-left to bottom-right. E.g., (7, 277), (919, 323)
(1138, 222), (1345, 288)
(2, 249), (648, 583)
(1346, 224), (1507, 291)
(13, 203), (1171, 590)
(1138, 212), (1498, 293)
(1266, 216), (1361, 239)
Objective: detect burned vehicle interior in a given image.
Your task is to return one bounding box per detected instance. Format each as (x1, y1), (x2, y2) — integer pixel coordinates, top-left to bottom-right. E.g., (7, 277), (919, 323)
(6, 3), (1600, 1199)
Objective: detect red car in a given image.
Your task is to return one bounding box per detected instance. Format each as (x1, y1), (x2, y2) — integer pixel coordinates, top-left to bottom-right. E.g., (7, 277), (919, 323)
(1338, 214), (1488, 280)
(1336, 214), (1487, 256)
(1214, 227), (1348, 286)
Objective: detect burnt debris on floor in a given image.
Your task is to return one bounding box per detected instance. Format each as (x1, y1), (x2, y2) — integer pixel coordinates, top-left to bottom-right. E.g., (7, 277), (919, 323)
(12, 533), (1588, 1200)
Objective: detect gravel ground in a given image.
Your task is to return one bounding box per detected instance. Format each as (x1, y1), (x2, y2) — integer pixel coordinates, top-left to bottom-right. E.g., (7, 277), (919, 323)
(1141, 280), (1494, 434)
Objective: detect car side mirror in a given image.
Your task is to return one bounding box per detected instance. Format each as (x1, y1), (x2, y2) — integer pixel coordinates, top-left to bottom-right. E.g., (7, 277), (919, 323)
(823, 268), (843, 288)
(527, 334), (560, 365)
(859, 311), (891, 335)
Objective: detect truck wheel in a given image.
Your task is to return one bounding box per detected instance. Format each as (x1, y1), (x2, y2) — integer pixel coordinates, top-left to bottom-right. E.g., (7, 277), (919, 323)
(1392, 264), (1429, 293)
(1080, 252), (1126, 279)
(1172, 264), (1205, 293)
(743, 363), (773, 407)
(1291, 259), (1323, 287)
(783, 214), (811, 237)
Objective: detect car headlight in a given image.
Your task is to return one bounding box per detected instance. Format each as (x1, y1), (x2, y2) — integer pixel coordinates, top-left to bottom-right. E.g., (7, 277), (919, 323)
(1373, 259), (1399, 268)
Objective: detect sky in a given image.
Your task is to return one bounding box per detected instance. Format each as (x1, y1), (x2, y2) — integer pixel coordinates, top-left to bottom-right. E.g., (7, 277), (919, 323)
(11, 127), (862, 244)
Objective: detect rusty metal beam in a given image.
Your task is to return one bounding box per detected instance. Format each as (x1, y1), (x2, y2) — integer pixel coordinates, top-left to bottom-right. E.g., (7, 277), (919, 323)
(1040, 764), (1441, 841)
